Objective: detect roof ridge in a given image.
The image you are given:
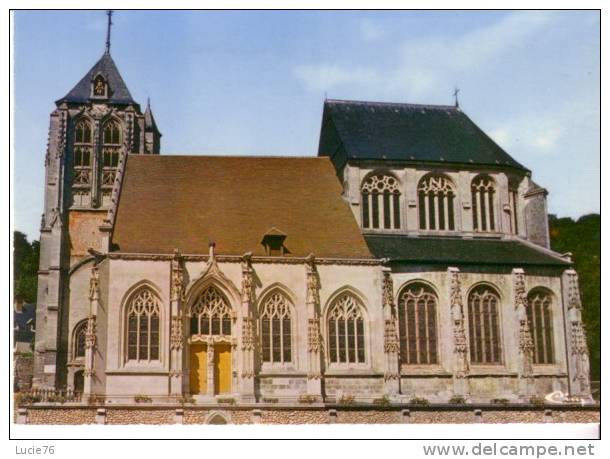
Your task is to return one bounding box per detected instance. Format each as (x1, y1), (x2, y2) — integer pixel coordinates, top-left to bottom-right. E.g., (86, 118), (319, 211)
(128, 154), (328, 159)
(511, 235), (571, 263)
(325, 98), (458, 111)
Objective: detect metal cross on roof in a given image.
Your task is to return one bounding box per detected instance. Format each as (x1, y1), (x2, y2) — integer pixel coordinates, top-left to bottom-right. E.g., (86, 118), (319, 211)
(105, 10), (113, 54)
(453, 87), (460, 108)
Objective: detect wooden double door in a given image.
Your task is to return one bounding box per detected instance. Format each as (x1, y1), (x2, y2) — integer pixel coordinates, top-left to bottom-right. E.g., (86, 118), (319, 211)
(189, 343), (232, 395)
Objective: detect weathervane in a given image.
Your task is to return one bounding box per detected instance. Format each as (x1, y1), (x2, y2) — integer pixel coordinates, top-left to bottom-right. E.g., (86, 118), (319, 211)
(105, 10), (113, 54)
(453, 87), (460, 108)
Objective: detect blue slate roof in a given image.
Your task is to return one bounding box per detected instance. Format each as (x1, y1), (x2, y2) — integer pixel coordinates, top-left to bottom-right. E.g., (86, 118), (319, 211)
(56, 52), (135, 105)
(364, 235), (570, 267)
(14, 303), (36, 344)
(318, 99), (528, 172)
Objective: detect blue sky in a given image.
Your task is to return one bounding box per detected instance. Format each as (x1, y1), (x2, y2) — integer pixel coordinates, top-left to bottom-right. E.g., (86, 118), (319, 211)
(13, 10), (600, 240)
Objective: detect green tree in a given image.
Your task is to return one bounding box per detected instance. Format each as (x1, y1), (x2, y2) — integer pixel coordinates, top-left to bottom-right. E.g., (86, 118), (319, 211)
(13, 231), (40, 304)
(549, 214), (600, 382)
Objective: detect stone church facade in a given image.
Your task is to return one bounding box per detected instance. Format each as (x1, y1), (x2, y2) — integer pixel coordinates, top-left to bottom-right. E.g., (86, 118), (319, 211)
(32, 45), (593, 407)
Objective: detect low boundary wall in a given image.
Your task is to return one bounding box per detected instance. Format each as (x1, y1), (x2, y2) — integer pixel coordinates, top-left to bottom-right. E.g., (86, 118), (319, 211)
(15, 403), (600, 425)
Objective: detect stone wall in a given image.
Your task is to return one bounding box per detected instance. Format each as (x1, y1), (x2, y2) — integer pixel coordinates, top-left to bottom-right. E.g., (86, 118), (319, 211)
(260, 409), (328, 424)
(14, 353), (34, 390)
(16, 405), (599, 425)
(68, 211), (107, 257)
(325, 377), (385, 398)
(26, 407), (97, 424)
(105, 408), (175, 424)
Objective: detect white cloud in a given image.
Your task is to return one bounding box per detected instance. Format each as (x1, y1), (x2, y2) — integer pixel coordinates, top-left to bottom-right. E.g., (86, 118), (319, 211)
(488, 118), (562, 155)
(359, 19), (384, 42)
(487, 95), (599, 156)
(293, 11), (558, 99)
(386, 11), (556, 98)
(292, 65), (377, 92)
(291, 10), (598, 168)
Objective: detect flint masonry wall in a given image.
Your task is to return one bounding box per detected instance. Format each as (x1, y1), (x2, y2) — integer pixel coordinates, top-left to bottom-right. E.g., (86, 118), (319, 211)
(16, 405), (599, 425)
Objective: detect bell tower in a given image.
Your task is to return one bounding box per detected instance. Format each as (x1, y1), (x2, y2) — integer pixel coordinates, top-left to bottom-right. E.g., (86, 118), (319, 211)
(33, 12), (162, 388)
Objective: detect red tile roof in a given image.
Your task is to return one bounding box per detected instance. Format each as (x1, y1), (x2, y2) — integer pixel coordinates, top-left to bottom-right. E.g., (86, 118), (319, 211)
(112, 155), (373, 258)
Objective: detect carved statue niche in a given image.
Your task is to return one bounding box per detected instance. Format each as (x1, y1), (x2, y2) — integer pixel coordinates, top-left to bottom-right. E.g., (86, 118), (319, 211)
(513, 269), (533, 378)
(448, 267), (468, 377)
(170, 249), (185, 351)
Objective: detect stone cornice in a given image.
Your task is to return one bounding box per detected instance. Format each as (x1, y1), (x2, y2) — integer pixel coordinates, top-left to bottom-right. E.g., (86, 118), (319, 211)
(107, 252), (381, 266)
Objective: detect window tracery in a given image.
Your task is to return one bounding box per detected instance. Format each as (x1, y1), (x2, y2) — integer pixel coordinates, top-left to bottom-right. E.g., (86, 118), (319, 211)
(327, 293), (366, 364)
(260, 292), (292, 364)
(102, 120), (121, 187)
(72, 320), (87, 360)
(73, 120), (92, 186)
(190, 286), (232, 336)
(126, 288), (161, 362)
(398, 283), (438, 365)
(468, 285), (502, 364)
(527, 289), (555, 364)
(418, 174), (456, 231)
(361, 174), (401, 230)
(471, 175), (496, 232)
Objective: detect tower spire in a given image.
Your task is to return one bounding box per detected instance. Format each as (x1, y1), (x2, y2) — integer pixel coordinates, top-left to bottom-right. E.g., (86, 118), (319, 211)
(105, 10), (113, 54)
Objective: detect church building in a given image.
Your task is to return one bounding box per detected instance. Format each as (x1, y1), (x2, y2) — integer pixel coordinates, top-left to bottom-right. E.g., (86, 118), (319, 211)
(32, 31), (593, 407)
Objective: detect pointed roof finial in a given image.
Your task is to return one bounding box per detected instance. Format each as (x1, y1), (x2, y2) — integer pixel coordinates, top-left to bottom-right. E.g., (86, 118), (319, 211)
(105, 10), (113, 54)
(453, 87), (460, 108)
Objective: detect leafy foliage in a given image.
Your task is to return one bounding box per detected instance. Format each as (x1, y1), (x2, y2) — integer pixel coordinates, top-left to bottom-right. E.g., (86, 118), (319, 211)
(13, 231), (40, 303)
(549, 214), (600, 381)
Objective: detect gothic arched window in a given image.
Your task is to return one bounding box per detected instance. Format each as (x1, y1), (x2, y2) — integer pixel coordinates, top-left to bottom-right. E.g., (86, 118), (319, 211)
(472, 175), (496, 232)
(418, 174), (456, 231)
(398, 283), (438, 365)
(260, 291), (292, 364)
(72, 320), (87, 360)
(327, 293), (366, 364)
(190, 286), (232, 336)
(75, 120), (92, 144)
(103, 120), (121, 145)
(73, 120), (92, 186)
(361, 174), (401, 230)
(527, 289), (555, 364)
(102, 120), (121, 187)
(126, 287), (161, 362)
(468, 285), (502, 364)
